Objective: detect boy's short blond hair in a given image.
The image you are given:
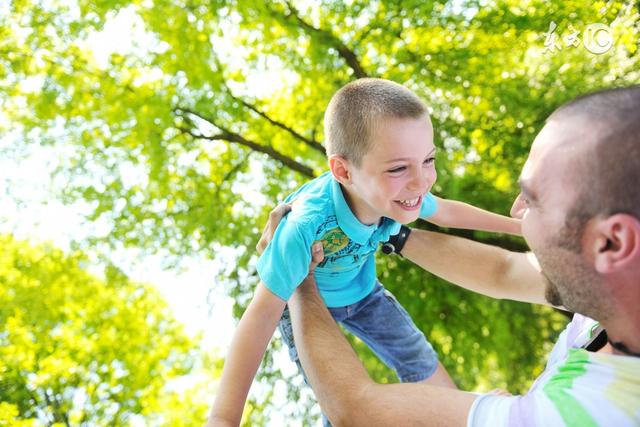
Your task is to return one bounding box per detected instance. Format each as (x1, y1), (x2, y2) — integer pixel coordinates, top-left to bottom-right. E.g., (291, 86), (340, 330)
(324, 78), (428, 166)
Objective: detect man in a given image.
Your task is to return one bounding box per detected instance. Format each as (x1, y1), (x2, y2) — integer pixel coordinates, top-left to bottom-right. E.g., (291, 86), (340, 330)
(257, 86), (640, 426)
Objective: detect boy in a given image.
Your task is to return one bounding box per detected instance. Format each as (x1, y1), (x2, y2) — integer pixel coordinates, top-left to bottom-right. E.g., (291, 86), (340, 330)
(208, 78), (521, 426)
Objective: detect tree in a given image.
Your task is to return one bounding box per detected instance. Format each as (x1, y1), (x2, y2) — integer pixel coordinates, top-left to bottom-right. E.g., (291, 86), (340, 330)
(0, 234), (209, 426)
(2, 0), (639, 423)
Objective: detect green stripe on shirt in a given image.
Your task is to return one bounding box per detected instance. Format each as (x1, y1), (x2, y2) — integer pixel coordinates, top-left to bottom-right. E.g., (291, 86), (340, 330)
(543, 349), (598, 427)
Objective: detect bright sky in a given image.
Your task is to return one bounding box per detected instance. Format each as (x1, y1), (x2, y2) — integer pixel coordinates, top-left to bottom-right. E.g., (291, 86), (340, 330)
(0, 136), (235, 348)
(0, 140), (308, 424)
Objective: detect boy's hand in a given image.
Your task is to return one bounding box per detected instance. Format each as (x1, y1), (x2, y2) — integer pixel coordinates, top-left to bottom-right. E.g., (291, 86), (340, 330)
(256, 202), (292, 254)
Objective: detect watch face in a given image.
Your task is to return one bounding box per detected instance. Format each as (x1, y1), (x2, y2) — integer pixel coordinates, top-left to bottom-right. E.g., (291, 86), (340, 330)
(381, 243), (394, 254)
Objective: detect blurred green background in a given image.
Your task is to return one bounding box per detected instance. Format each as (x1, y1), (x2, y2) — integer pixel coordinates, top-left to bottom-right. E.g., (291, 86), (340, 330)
(1, 0), (639, 425)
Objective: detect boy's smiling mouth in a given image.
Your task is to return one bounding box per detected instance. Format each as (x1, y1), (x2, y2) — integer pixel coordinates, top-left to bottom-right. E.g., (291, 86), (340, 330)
(395, 196), (422, 210)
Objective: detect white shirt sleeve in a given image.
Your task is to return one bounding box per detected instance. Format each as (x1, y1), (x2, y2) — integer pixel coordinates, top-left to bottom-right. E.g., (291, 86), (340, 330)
(467, 394), (517, 427)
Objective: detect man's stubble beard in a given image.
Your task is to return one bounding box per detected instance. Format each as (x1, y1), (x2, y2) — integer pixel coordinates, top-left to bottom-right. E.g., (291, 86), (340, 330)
(536, 221), (612, 321)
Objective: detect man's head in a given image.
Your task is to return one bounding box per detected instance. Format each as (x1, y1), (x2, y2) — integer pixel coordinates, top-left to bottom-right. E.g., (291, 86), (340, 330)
(325, 78), (436, 225)
(511, 86), (640, 320)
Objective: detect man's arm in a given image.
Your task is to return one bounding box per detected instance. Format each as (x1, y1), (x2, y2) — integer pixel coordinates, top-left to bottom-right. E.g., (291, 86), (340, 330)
(403, 228), (550, 305)
(289, 259), (477, 427)
(207, 282), (287, 426)
(428, 196), (521, 236)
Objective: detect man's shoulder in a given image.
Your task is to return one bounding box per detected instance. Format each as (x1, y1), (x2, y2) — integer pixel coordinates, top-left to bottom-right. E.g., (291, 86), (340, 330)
(541, 347), (640, 425)
(470, 349), (640, 427)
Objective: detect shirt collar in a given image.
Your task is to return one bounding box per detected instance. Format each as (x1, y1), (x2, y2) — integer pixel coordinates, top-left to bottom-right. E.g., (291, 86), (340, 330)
(331, 177), (378, 245)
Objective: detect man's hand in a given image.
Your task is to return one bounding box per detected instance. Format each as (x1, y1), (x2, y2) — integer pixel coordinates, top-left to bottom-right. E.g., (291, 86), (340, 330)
(289, 242), (326, 330)
(256, 202), (292, 254)
(308, 242), (324, 273)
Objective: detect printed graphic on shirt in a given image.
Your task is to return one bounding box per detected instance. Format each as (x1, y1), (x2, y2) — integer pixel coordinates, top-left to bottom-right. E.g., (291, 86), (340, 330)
(320, 227), (350, 255)
(316, 218), (375, 272)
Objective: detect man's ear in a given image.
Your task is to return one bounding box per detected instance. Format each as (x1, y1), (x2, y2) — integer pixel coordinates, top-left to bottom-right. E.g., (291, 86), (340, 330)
(329, 155), (352, 185)
(592, 214), (640, 273)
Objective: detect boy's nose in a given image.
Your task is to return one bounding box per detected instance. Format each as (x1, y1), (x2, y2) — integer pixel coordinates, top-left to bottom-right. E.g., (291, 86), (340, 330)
(408, 168), (434, 192)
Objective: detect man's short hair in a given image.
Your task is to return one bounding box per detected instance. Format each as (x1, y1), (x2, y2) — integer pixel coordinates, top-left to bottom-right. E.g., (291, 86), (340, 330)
(550, 85), (640, 234)
(324, 78), (428, 166)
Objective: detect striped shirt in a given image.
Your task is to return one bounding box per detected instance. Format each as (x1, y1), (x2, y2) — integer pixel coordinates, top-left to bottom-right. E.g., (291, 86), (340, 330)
(468, 314), (640, 426)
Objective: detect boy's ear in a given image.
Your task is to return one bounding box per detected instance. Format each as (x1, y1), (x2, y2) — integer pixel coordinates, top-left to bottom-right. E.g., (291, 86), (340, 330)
(329, 155), (352, 185)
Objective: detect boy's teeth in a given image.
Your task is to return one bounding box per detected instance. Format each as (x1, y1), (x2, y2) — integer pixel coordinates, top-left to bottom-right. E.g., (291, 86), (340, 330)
(399, 197), (419, 207)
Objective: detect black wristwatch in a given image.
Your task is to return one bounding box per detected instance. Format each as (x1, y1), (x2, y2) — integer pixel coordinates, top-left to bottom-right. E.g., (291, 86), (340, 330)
(381, 225), (412, 256)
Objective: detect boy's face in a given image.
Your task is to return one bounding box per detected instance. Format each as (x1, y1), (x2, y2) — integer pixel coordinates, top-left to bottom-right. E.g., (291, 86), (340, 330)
(345, 115), (437, 225)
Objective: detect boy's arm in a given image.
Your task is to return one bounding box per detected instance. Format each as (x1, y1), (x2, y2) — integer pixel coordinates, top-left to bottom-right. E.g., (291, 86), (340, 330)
(403, 228), (552, 306)
(207, 282), (287, 427)
(257, 203), (549, 306)
(427, 196), (521, 236)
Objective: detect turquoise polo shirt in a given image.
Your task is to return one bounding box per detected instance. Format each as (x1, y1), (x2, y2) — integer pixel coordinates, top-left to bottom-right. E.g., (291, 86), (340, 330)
(257, 171), (437, 307)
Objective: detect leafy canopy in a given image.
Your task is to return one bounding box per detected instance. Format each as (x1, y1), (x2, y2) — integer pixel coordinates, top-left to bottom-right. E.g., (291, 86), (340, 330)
(0, 235), (211, 426)
(2, 0), (639, 423)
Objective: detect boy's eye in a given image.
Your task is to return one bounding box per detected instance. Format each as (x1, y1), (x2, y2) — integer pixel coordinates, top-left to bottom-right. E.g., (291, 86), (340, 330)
(424, 157), (435, 165)
(387, 166), (406, 173)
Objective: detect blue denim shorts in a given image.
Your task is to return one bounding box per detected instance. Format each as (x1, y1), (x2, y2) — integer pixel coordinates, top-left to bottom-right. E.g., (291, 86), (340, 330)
(278, 281), (438, 384)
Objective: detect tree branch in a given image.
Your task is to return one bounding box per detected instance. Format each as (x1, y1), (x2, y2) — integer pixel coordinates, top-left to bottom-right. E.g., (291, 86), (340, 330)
(214, 152), (251, 201)
(173, 107), (316, 178)
(278, 1), (370, 78)
(16, 370), (48, 423)
(54, 392), (72, 427)
(42, 388), (71, 427)
(220, 80), (326, 155)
